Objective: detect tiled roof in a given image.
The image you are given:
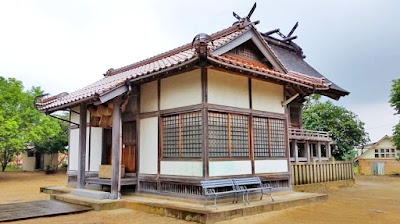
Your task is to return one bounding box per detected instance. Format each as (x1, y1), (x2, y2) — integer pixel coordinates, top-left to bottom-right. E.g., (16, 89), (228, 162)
(37, 25), (251, 111)
(268, 43), (349, 96)
(37, 24), (330, 112)
(211, 53), (328, 88)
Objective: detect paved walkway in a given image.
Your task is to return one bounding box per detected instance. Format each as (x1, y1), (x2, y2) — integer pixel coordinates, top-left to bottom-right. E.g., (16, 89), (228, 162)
(0, 200), (92, 222)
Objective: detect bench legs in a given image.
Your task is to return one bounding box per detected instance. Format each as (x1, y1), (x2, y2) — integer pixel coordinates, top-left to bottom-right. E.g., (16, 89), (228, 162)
(260, 189), (274, 202)
(214, 195), (218, 210)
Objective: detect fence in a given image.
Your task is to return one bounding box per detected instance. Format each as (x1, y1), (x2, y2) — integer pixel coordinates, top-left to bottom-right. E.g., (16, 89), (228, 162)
(291, 160), (354, 185)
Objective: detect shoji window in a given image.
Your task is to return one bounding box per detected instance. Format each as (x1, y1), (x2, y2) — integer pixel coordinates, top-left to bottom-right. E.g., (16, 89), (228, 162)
(208, 112), (249, 158)
(162, 112), (202, 158)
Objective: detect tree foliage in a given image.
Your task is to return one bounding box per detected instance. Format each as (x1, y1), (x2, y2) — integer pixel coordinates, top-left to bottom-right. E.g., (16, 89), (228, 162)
(390, 78), (400, 150)
(302, 98), (369, 160)
(34, 114), (69, 170)
(0, 76), (67, 171)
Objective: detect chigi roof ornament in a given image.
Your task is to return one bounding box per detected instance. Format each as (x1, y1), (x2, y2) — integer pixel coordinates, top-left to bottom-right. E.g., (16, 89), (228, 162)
(232, 2), (260, 28)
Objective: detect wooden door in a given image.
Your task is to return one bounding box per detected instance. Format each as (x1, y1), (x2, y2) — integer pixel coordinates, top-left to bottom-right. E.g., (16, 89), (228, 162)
(103, 122), (136, 173)
(122, 121), (136, 173)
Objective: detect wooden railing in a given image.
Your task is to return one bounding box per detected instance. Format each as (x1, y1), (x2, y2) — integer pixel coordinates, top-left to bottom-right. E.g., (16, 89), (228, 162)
(289, 128), (332, 141)
(291, 160), (354, 185)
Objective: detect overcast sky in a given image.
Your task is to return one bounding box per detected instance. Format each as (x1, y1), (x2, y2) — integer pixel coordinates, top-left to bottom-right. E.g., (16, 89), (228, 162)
(1, 0), (399, 142)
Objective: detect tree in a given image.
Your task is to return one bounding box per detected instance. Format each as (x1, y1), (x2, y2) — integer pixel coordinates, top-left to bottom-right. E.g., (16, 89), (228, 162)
(0, 77), (62, 171)
(302, 97), (369, 160)
(390, 78), (400, 151)
(33, 113), (69, 170)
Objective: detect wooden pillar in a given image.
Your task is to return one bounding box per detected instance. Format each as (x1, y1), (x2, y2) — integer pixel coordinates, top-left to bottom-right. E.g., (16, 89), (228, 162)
(110, 96), (122, 200)
(305, 141), (310, 162)
(327, 142), (332, 158)
(201, 67), (209, 179)
(77, 102), (87, 189)
(317, 142), (322, 162)
(294, 140), (298, 162)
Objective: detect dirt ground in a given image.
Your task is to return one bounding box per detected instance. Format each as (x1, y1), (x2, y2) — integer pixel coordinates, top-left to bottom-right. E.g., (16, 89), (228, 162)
(1, 172), (400, 224)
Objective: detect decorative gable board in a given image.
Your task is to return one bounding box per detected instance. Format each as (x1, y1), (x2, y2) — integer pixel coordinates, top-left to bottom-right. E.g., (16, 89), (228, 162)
(213, 29), (286, 73)
(227, 40), (272, 68)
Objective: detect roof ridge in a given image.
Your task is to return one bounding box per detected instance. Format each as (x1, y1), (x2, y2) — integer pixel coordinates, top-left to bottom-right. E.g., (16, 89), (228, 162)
(106, 24), (243, 77)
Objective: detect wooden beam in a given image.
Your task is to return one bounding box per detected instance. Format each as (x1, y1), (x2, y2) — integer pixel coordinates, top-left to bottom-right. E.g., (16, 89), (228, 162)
(99, 85), (128, 104)
(110, 96), (122, 199)
(282, 93), (299, 107)
(77, 103), (87, 189)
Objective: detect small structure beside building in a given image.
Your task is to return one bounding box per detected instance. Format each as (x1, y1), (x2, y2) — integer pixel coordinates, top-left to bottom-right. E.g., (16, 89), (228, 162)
(355, 135), (400, 175)
(21, 147), (58, 171)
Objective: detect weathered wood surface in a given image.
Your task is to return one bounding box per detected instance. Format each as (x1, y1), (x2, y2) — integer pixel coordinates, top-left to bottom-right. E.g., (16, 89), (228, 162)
(77, 102), (87, 189)
(86, 176), (137, 186)
(291, 160), (354, 185)
(0, 200), (91, 222)
(111, 96), (122, 199)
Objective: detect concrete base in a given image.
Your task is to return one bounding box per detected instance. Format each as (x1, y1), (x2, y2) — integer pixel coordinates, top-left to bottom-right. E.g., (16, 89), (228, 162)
(71, 189), (111, 200)
(50, 191), (327, 223)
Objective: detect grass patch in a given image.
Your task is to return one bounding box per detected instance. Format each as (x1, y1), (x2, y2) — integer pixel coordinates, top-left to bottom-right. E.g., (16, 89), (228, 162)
(353, 164), (358, 174)
(4, 164), (22, 172)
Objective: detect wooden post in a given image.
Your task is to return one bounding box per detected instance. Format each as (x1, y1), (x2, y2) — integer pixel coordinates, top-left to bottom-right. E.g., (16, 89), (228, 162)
(201, 67), (209, 179)
(305, 141), (310, 162)
(317, 142), (322, 162)
(110, 96), (122, 200)
(77, 103), (87, 189)
(327, 142), (332, 158)
(294, 140), (298, 162)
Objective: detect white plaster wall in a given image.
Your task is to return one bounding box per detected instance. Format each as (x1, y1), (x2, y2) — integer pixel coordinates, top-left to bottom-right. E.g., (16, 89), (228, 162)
(252, 79), (284, 113)
(140, 81), (158, 113)
(160, 69), (202, 110)
(209, 160), (252, 177)
(139, 117), (158, 174)
(255, 160), (288, 174)
(360, 147), (375, 159)
(160, 161), (203, 177)
(21, 152), (35, 171)
(69, 127), (96, 171)
(68, 129), (79, 171)
(208, 69), (249, 109)
(89, 127), (103, 171)
(377, 138), (395, 148)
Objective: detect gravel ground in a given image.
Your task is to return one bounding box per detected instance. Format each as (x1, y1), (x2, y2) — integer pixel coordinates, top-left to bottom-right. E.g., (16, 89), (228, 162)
(1, 172), (400, 224)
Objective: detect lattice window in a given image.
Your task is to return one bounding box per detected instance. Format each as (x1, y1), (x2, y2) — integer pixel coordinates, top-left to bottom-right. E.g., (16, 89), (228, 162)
(162, 115), (180, 157)
(208, 112), (249, 158)
(208, 112), (229, 157)
(230, 114), (249, 157)
(270, 119), (286, 157)
(162, 112), (202, 158)
(253, 117), (269, 157)
(181, 112), (202, 157)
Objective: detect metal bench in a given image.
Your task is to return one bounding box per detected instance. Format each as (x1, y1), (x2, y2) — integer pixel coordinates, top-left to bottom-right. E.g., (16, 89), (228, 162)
(232, 177), (274, 205)
(200, 179), (245, 209)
